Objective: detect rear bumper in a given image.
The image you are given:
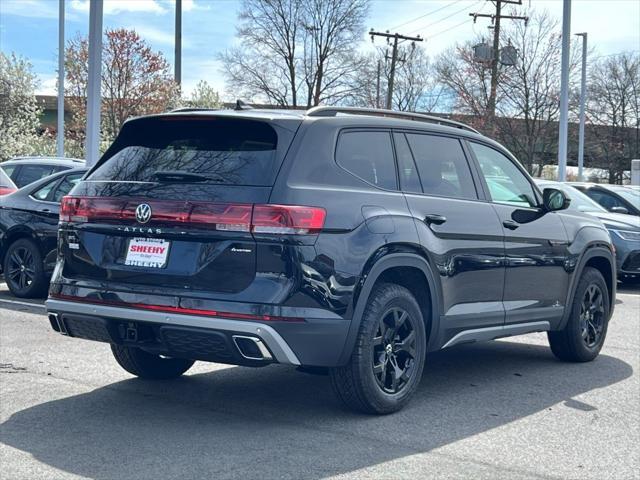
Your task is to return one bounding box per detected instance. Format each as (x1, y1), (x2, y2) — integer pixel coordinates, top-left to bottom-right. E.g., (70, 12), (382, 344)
(45, 299), (351, 367)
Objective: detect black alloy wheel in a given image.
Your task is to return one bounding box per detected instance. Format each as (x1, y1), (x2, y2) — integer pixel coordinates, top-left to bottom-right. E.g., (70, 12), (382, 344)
(3, 238), (48, 298)
(372, 307), (418, 394)
(580, 284), (605, 348)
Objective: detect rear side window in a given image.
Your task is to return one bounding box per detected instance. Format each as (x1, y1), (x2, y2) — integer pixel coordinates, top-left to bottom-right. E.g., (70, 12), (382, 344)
(336, 131), (397, 190)
(405, 134), (477, 200)
(89, 118), (280, 186)
(52, 172), (84, 202)
(14, 165), (57, 187)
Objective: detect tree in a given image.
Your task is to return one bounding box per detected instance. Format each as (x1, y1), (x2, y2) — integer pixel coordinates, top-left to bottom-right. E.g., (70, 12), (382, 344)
(495, 11), (579, 175)
(220, 0), (369, 107)
(0, 53), (56, 161)
(187, 80), (221, 108)
(585, 52), (640, 183)
(65, 28), (179, 148)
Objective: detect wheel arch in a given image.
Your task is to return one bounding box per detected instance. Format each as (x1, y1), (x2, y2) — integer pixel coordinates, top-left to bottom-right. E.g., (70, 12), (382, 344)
(559, 244), (615, 330)
(337, 251), (443, 365)
(1, 226), (41, 267)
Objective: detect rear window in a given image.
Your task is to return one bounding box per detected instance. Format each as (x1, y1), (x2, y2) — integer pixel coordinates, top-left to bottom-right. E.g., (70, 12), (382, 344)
(89, 117), (280, 186)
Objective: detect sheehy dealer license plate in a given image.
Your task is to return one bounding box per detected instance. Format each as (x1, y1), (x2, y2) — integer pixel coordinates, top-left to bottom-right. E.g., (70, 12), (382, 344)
(125, 238), (170, 268)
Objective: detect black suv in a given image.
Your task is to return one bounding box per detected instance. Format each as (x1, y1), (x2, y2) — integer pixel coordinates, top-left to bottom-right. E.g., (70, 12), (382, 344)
(45, 107), (616, 414)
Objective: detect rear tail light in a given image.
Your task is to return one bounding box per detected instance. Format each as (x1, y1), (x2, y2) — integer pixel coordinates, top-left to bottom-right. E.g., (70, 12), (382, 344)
(253, 204), (326, 234)
(0, 186), (17, 195)
(60, 196), (325, 235)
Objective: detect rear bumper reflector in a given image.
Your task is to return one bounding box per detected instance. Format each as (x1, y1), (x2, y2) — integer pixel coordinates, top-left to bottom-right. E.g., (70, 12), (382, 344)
(49, 292), (304, 322)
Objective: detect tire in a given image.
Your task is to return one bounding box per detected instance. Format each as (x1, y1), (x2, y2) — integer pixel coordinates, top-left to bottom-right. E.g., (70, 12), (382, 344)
(3, 238), (48, 298)
(111, 345), (195, 379)
(548, 267), (610, 362)
(330, 283), (426, 414)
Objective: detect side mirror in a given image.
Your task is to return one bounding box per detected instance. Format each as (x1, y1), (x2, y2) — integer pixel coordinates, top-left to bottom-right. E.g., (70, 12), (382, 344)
(543, 188), (570, 212)
(610, 206), (629, 214)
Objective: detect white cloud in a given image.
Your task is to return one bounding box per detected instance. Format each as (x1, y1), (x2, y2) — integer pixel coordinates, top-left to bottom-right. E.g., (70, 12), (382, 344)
(70, 0), (168, 15)
(126, 24), (178, 46)
(35, 74), (58, 96)
(1, 0), (60, 19)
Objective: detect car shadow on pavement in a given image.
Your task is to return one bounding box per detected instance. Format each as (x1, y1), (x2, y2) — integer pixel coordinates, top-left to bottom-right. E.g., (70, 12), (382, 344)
(0, 340), (633, 480)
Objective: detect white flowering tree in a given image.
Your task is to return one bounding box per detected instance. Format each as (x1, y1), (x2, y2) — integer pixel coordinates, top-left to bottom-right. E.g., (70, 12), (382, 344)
(0, 52), (53, 161)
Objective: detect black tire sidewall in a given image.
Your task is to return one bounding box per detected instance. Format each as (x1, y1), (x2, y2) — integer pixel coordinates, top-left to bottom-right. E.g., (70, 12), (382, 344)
(3, 238), (47, 298)
(567, 267), (610, 360)
(354, 284), (426, 413)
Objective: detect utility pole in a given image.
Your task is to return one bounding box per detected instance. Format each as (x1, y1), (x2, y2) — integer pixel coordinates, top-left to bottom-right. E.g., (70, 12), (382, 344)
(557, 0), (571, 182)
(376, 59), (381, 108)
(175, 0), (182, 86)
(57, 0), (64, 158)
(576, 32), (587, 181)
(369, 30), (423, 110)
(469, 1), (528, 119)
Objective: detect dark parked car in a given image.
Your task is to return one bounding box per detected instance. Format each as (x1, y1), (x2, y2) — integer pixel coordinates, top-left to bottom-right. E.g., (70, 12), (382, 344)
(537, 180), (639, 281)
(1, 168), (88, 297)
(570, 182), (640, 216)
(0, 169), (17, 196)
(45, 107), (615, 414)
(1, 156), (84, 188)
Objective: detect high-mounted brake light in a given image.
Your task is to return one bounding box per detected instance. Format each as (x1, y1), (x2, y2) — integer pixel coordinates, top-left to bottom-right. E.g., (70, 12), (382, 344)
(60, 196), (326, 235)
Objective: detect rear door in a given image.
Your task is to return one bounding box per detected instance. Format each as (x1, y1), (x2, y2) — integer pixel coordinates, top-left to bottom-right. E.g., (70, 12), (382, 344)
(60, 115), (300, 298)
(396, 131), (505, 336)
(467, 141), (571, 326)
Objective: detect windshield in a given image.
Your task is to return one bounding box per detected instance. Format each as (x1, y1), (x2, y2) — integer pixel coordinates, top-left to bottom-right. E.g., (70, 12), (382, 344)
(608, 186), (640, 209)
(539, 183), (606, 213)
(89, 117), (281, 187)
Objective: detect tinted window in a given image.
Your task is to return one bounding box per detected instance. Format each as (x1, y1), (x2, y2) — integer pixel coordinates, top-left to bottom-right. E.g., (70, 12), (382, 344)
(15, 165), (56, 187)
(336, 131), (396, 190)
(31, 178), (59, 201)
(405, 134), (477, 199)
(89, 118), (281, 186)
(394, 133), (422, 193)
(1, 165), (17, 179)
(470, 142), (537, 207)
(586, 190), (628, 211)
(52, 173), (84, 202)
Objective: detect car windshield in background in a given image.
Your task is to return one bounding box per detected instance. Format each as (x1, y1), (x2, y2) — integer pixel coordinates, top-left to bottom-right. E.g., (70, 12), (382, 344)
(88, 118), (280, 187)
(608, 186), (640, 209)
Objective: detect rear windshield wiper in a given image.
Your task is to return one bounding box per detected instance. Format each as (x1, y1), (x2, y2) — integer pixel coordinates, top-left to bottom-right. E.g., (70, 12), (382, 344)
(152, 170), (224, 183)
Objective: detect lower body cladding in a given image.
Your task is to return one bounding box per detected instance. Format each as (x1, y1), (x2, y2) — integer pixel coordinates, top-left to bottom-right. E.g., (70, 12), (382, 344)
(45, 299), (352, 368)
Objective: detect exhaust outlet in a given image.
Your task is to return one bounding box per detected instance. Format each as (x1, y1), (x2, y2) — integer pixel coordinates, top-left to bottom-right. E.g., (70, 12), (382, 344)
(232, 335), (273, 361)
(48, 313), (68, 335)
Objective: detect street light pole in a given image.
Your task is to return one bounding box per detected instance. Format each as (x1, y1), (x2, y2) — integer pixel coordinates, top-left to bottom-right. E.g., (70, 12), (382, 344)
(57, 0), (65, 157)
(85, 0), (103, 166)
(175, 0), (182, 86)
(576, 32), (587, 181)
(557, 0), (571, 181)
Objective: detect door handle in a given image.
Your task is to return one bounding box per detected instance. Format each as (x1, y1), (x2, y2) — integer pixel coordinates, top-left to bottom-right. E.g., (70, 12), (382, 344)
(503, 220), (519, 230)
(424, 214), (447, 225)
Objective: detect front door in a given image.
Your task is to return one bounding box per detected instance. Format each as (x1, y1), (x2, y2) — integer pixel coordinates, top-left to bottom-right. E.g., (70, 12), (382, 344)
(467, 141), (571, 327)
(395, 132), (506, 338)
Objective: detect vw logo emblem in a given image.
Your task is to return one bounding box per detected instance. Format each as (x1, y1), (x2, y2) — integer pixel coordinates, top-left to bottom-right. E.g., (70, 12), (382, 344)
(135, 203), (152, 224)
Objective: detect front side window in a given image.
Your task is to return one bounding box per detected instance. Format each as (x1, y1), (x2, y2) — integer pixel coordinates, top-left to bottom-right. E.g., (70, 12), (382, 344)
(336, 131), (397, 190)
(405, 133), (477, 200)
(470, 142), (537, 208)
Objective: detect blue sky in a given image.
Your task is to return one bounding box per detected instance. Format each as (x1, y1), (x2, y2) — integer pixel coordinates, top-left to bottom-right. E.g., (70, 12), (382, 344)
(1, 0), (638, 98)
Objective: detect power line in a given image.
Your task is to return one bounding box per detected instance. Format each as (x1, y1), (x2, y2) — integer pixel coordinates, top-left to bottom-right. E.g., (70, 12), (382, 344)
(408, 0), (483, 36)
(426, 18), (471, 40)
(388, 0), (464, 32)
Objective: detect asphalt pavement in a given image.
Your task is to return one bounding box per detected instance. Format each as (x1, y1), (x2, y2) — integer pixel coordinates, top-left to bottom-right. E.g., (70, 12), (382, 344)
(0, 281), (638, 480)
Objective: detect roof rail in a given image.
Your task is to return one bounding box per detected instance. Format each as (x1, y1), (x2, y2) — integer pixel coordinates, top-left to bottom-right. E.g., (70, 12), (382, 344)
(170, 107), (220, 113)
(306, 106), (479, 134)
